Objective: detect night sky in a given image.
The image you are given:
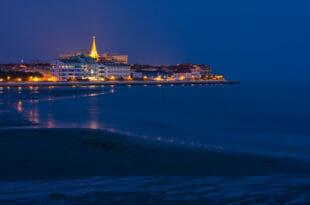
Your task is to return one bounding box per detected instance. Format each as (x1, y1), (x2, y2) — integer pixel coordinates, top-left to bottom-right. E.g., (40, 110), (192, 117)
(0, 0), (309, 81)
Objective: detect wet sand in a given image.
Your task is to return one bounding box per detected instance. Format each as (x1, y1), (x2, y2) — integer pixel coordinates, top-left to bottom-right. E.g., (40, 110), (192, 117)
(0, 128), (309, 181)
(2, 88), (310, 204)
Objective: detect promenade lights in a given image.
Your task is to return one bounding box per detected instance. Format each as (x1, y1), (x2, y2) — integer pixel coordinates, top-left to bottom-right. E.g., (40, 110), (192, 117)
(155, 76), (162, 81)
(47, 77), (57, 82)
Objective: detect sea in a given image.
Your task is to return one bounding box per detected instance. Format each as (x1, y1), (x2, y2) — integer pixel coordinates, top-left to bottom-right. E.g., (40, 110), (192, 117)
(1, 82), (310, 204)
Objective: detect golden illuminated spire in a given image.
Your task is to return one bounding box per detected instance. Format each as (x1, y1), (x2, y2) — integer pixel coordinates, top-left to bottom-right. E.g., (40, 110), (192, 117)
(89, 36), (99, 59)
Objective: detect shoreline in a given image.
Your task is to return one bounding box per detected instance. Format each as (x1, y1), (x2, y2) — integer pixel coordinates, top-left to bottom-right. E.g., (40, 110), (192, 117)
(1, 128), (310, 181)
(0, 80), (240, 87)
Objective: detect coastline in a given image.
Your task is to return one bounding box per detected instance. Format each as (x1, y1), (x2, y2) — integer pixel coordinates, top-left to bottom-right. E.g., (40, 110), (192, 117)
(0, 80), (240, 87)
(2, 88), (310, 203)
(1, 128), (310, 181)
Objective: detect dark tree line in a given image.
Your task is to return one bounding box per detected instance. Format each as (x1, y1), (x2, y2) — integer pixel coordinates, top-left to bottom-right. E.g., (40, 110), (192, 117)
(0, 70), (43, 81)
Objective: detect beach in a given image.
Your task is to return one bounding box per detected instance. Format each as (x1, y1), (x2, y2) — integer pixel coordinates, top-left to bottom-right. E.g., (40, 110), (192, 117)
(2, 128), (310, 181)
(1, 83), (310, 204)
(1, 128), (310, 204)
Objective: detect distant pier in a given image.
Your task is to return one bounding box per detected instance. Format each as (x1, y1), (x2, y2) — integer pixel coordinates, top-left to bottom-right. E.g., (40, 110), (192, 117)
(0, 80), (240, 87)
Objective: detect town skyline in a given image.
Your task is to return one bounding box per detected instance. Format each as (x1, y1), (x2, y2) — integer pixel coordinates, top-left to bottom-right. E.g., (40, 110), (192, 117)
(1, 0), (310, 82)
(1, 1), (310, 204)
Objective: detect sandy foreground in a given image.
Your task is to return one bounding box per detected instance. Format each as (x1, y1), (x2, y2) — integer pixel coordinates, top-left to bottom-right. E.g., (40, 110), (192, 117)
(0, 128), (310, 181)
(1, 104), (310, 203)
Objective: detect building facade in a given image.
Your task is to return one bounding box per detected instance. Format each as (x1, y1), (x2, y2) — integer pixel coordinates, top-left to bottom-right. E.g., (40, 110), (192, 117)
(99, 63), (131, 79)
(52, 60), (131, 81)
(100, 53), (128, 64)
(52, 60), (84, 81)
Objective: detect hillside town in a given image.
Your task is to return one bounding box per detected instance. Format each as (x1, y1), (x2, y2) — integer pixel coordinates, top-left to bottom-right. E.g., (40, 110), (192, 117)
(0, 36), (224, 82)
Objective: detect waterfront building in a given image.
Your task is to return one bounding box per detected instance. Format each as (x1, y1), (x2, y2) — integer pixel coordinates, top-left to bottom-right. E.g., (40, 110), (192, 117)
(131, 71), (143, 79)
(52, 57), (130, 81)
(0, 63), (53, 81)
(51, 36), (216, 81)
(193, 64), (212, 77)
(172, 68), (201, 80)
(100, 53), (128, 64)
(52, 60), (84, 81)
(99, 63), (131, 79)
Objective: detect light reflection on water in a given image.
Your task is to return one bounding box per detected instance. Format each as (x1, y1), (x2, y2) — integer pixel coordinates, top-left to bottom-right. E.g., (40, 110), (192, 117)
(2, 83), (310, 158)
(17, 101), (22, 112)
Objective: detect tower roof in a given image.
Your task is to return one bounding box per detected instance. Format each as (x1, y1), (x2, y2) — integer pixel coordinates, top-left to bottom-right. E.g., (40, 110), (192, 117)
(89, 36), (99, 59)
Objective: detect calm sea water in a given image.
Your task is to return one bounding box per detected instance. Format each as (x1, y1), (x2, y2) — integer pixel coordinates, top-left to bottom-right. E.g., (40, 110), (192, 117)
(2, 82), (310, 204)
(1, 82), (310, 159)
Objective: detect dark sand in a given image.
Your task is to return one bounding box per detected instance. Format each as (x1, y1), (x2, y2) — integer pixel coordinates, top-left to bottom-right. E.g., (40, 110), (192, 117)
(0, 128), (309, 181)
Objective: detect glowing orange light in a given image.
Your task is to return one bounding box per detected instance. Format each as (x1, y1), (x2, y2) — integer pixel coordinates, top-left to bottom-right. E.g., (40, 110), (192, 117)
(127, 76), (132, 80)
(17, 101), (22, 112)
(109, 76), (116, 80)
(155, 76), (162, 81)
(180, 76), (185, 80)
(143, 76), (148, 80)
(47, 77), (57, 82)
(89, 36), (99, 59)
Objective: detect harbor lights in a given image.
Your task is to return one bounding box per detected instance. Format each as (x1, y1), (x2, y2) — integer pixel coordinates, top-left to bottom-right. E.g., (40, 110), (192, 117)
(155, 75), (163, 81)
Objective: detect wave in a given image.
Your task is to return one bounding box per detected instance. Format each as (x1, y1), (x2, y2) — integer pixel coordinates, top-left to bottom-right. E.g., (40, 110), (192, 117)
(1, 175), (310, 204)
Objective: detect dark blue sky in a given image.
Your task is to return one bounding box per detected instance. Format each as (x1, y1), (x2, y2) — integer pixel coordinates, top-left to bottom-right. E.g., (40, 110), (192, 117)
(0, 0), (309, 81)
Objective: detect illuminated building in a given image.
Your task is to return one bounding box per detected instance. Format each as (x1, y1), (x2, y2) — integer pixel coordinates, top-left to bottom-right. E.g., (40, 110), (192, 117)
(100, 53), (128, 64)
(89, 36), (99, 59)
(172, 68), (200, 80)
(52, 35), (131, 81)
(52, 54), (130, 81)
(58, 36), (128, 64)
(99, 63), (131, 79)
(193, 64), (212, 77)
(52, 60), (84, 81)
